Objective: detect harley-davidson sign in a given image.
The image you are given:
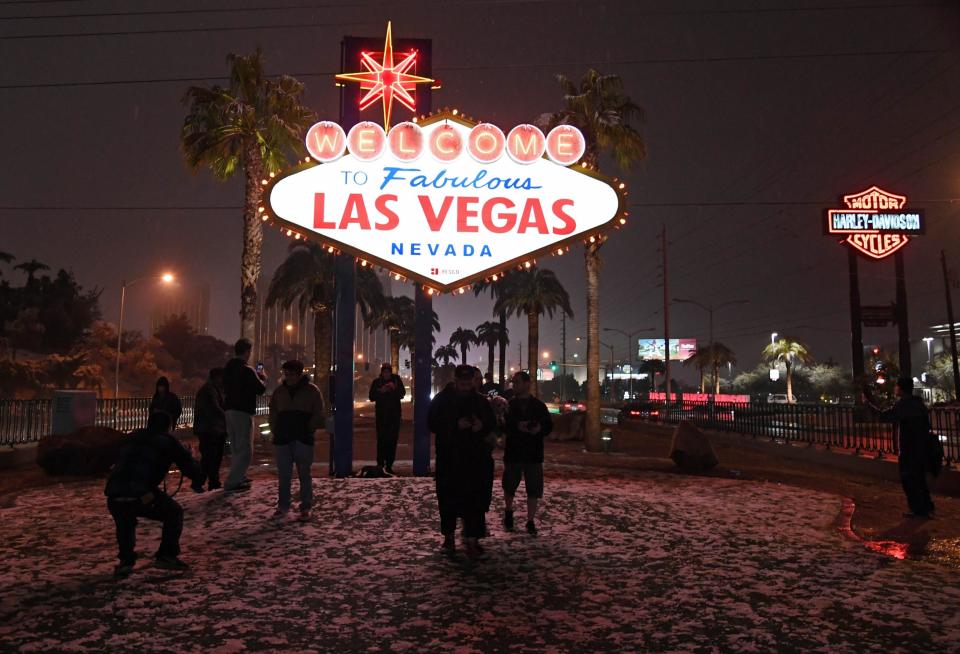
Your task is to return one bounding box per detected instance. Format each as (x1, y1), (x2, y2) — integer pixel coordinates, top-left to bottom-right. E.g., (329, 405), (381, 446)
(824, 186), (925, 260)
(265, 113), (627, 291)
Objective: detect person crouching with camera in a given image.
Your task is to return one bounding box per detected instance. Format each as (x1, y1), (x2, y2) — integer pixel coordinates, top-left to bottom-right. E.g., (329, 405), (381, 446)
(104, 412), (203, 578)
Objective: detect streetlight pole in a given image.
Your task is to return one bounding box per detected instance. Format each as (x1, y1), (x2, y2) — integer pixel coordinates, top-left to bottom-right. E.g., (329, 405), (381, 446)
(673, 297), (749, 393)
(115, 273), (174, 398)
(923, 337), (934, 364)
(603, 327), (654, 400)
(771, 332), (778, 346)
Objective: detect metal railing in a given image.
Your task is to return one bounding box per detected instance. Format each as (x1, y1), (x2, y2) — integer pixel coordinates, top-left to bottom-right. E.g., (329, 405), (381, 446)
(635, 400), (960, 465)
(1, 395), (269, 447)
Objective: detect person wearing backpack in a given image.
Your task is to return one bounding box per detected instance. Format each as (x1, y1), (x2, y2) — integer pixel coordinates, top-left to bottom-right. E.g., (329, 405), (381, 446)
(864, 376), (935, 518)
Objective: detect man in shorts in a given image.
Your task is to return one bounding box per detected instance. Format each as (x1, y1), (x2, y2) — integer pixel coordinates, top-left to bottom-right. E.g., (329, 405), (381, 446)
(502, 370), (553, 535)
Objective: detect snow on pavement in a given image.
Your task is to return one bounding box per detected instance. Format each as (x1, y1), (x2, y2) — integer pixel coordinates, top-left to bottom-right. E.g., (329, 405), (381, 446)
(1, 466), (958, 653)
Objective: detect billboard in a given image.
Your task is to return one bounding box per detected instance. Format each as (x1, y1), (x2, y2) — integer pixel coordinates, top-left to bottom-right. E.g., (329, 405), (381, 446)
(638, 338), (697, 361)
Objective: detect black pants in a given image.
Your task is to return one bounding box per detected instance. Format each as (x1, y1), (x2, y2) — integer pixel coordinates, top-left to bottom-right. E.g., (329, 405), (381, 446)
(900, 468), (934, 516)
(197, 433), (226, 488)
(107, 491), (183, 564)
(375, 412), (401, 468)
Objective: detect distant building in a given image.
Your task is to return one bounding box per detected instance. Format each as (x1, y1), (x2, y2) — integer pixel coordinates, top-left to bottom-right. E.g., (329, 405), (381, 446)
(151, 282), (210, 334)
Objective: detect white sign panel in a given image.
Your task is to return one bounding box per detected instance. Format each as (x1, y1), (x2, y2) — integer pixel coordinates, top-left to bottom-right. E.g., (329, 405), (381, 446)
(266, 113), (626, 291)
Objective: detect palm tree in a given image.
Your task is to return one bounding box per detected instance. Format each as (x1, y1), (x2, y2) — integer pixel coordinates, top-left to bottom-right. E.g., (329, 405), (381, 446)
(398, 304), (440, 374)
(449, 327), (478, 365)
(0, 251), (13, 277)
(762, 337), (814, 403)
(181, 49), (315, 350)
(434, 344), (458, 367)
(539, 69), (645, 451)
(707, 343), (736, 394)
(369, 296), (438, 372)
(683, 346), (709, 393)
(476, 321), (508, 379)
(14, 259), (49, 285)
(266, 241), (384, 403)
(265, 343), (285, 379)
(494, 268), (573, 398)
(473, 280), (510, 385)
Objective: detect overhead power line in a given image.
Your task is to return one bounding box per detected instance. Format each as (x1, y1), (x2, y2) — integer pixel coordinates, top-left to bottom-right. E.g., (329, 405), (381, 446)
(0, 48), (956, 90)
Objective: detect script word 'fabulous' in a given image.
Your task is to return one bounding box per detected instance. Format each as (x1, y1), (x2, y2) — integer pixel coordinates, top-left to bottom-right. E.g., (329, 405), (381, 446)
(304, 120), (587, 167)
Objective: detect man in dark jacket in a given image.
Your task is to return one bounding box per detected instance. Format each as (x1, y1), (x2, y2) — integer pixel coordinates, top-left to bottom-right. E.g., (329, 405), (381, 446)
(149, 376), (182, 429)
(502, 370), (553, 535)
(865, 376), (934, 518)
(104, 412), (202, 578)
(223, 338), (267, 492)
(428, 364), (496, 559)
(368, 364), (406, 475)
(192, 368), (226, 492)
(269, 360), (325, 522)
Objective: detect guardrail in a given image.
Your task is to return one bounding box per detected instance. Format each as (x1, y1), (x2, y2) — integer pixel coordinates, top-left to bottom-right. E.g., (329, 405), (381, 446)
(0, 395), (270, 447)
(631, 401), (960, 465)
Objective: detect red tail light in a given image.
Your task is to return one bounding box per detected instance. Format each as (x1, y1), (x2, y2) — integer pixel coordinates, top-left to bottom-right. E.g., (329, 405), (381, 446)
(629, 410), (640, 416)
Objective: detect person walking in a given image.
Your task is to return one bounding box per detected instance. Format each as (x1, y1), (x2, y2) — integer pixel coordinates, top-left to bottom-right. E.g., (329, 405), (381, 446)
(104, 412), (203, 578)
(192, 368), (227, 492)
(149, 376), (182, 430)
(223, 338), (267, 493)
(864, 377), (935, 518)
(368, 364), (406, 475)
(268, 360), (325, 522)
(502, 370), (553, 535)
(428, 364), (496, 559)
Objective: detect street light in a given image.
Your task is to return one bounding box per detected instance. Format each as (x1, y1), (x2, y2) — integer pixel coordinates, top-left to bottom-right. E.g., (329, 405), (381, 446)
(542, 350), (550, 359)
(771, 332), (778, 346)
(923, 336), (934, 363)
(115, 272), (175, 398)
(602, 327), (655, 400)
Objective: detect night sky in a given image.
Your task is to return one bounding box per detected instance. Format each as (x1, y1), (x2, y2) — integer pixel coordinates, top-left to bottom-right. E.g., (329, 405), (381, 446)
(2, 0), (959, 382)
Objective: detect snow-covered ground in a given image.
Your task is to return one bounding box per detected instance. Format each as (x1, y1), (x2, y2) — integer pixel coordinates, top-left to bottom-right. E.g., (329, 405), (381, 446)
(1, 466), (958, 652)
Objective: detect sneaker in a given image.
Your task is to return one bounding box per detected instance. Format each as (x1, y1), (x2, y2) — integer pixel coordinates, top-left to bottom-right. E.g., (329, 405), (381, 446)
(190, 483), (205, 494)
(224, 481), (251, 493)
(155, 556), (189, 571)
(442, 535), (456, 553)
(208, 482), (222, 491)
(503, 510), (514, 532)
(464, 539), (483, 560)
(526, 520), (538, 536)
(382, 467), (395, 478)
(272, 508), (289, 520)
(113, 562), (134, 579)
(297, 508), (311, 522)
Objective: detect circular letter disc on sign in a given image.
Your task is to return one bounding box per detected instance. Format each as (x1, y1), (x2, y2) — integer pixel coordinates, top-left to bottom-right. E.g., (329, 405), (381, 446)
(305, 121), (347, 162)
(467, 123), (506, 163)
(347, 121), (387, 161)
(388, 121), (424, 161)
(546, 125), (586, 166)
(506, 124), (546, 164)
(428, 123), (463, 162)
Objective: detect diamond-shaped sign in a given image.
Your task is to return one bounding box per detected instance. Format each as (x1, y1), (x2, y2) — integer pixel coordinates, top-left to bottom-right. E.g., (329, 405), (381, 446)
(266, 112), (627, 291)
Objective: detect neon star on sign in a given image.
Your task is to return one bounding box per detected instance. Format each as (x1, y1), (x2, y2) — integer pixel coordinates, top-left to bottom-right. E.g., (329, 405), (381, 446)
(823, 186), (925, 260)
(335, 21), (435, 130)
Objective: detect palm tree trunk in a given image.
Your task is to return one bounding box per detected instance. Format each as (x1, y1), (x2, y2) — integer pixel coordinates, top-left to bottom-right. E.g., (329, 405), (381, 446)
(487, 342), (495, 379)
(527, 310), (539, 398)
(713, 363), (720, 395)
(315, 309), (332, 407)
(585, 241), (602, 451)
(498, 310), (507, 386)
(241, 144), (265, 349)
(390, 333), (400, 371)
(698, 367), (704, 393)
(786, 361), (794, 403)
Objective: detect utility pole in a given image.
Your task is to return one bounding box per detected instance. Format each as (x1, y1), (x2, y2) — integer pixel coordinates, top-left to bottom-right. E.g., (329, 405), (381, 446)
(662, 224), (671, 402)
(518, 341), (522, 373)
(561, 311), (567, 402)
(848, 248), (865, 394)
(941, 250), (960, 401)
(894, 251), (911, 378)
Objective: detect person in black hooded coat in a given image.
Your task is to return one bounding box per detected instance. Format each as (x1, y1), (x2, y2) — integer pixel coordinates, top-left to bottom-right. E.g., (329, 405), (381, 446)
(149, 376), (182, 429)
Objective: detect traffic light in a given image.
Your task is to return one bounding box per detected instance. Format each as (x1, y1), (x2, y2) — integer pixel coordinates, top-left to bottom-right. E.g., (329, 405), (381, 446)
(550, 360), (558, 373)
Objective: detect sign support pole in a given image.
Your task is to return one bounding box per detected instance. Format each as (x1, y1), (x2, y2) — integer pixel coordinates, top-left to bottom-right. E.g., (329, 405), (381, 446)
(941, 250), (960, 400)
(413, 284), (432, 476)
(848, 248), (865, 395)
(895, 251), (911, 378)
(333, 254), (355, 477)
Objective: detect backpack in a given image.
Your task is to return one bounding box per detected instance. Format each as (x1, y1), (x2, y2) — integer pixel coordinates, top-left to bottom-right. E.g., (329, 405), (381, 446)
(355, 465), (387, 478)
(927, 431), (945, 478)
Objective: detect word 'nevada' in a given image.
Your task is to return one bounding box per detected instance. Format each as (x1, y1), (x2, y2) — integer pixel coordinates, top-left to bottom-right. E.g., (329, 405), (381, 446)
(305, 120), (587, 167)
(313, 193), (577, 235)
